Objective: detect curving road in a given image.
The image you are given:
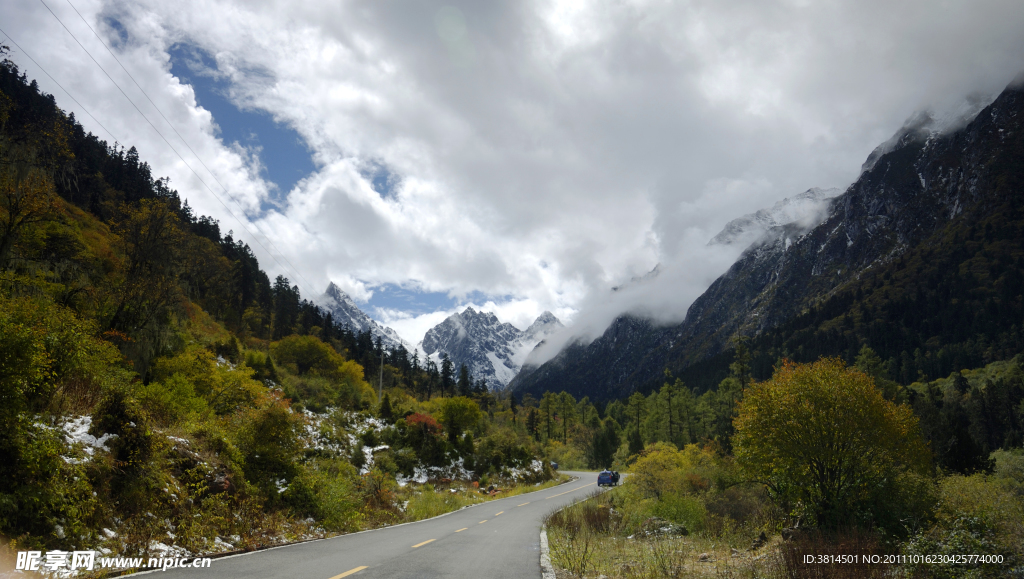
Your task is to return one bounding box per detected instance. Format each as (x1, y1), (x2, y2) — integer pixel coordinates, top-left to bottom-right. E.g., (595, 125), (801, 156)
(143, 471), (599, 579)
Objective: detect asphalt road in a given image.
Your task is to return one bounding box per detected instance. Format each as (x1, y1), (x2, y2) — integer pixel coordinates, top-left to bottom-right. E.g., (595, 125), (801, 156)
(145, 471), (601, 579)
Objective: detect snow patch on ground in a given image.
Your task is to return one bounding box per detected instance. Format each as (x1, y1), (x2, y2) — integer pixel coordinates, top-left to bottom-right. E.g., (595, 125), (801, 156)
(61, 416), (116, 461)
(395, 457), (474, 486)
(300, 408), (353, 458)
(359, 445), (391, 475)
(503, 459), (545, 482)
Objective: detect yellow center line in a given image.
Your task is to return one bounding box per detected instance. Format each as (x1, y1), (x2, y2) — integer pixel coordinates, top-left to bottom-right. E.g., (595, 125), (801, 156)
(517, 502), (530, 506)
(455, 527), (468, 532)
(411, 539), (435, 548)
(495, 511), (504, 516)
(546, 482), (595, 499)
(328, 567), (367, 579)
(479, 520), (488, 524)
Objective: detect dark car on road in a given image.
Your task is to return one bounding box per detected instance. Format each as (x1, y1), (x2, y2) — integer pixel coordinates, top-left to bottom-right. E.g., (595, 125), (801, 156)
(597, 470), (619, 486)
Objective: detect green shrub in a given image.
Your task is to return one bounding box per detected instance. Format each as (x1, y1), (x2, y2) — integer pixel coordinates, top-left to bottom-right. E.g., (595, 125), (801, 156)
(373, 449), (400, 475)
(393, 448), (418, 476)
(735, 358), (932, 533)
(903, 516), (1006, 579)
(283, 459), (361, 532)
(243, 350), (278, 384)
(545, 440), (587, 470)
(150, 347), (266, 415)
(991, 448), (1024, 483)
(137, 374), (209, 425)
(903, 473), (1024, 577)
(90, 384), (155, 476)
(231, 399), (302, 504)
(0, 420), (97, 550)
(649, 492), (707, 532)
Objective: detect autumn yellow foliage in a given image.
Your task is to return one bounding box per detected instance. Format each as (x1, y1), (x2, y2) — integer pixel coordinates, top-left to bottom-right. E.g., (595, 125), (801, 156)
(734, 357), (931, 530)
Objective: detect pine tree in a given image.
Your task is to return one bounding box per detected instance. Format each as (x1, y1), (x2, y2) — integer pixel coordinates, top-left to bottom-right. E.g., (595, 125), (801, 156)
(558, 391), (577, 442)
(626, 392), (646, 454)
(729, 336), (752, 390)
(379, 392), (394, 423)
(441, 353), (454, 397)
(271, 275), (299, 340)
(457, 363), (471, 396)
(540, 392), (556, 441)
(426, 358), (438, 399)
(526, 407), (539, 439)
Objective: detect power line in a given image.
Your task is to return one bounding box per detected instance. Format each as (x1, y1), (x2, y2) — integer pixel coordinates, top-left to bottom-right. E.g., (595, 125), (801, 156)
(60, 0), (323, 299)
(0, 27), (119, 145)
(38, 0), (319, 300)
(37, 0), (323, 301)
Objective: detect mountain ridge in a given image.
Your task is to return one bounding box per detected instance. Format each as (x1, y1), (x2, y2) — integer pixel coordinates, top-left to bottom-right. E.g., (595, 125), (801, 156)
(421, 307), (563, 390)
(320, 282), (406, 350)
(511, 80), (1024, 401)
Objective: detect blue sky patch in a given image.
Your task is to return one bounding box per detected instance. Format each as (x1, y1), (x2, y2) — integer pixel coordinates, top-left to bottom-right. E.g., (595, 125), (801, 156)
(362, 161), (401, 199)
(101, 17), (129, 50)
(167, 43), (315, 201)
(365, 283), (456, 315)
(365, 283), (510, 317)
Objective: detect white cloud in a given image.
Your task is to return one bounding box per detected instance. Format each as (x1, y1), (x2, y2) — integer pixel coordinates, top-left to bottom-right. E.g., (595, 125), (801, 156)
(6, 0), (1024, 348)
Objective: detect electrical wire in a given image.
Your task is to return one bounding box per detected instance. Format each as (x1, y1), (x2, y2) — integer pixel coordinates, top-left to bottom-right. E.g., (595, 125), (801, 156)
(37, 1), (319, 303)
(0, 27), (119, 146)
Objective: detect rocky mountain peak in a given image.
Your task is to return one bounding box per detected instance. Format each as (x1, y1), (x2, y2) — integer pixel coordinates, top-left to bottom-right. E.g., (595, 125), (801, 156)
(422, 309), (563, 390)
(708, 187), (840, 248)
(525, 311), (564, 341)
(320, 283), (405, 350)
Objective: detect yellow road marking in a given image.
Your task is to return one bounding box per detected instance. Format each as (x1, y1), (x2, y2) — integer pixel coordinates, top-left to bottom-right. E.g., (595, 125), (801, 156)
(411, 539), (435, 548)
(517, 502), (529, 506)
(546, 482), (595, 499)
(495, 511), (504, 516)
(329, 567), (367, 579)
(479, 520), (487, 524)
(455, 527), (468, 532)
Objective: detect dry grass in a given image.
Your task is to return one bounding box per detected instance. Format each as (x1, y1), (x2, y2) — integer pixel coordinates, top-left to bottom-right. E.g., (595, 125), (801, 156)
(555, 533), (787, 579)
(545, 493), (905, 579)
(778, 529), (894, 579)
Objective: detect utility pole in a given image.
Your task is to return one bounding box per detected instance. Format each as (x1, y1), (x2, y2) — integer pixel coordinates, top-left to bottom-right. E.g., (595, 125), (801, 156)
(378, 348), (384, 405)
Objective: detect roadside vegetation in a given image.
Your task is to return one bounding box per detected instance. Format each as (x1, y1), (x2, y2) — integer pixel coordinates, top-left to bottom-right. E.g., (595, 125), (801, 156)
(544, 356), (1024, 578)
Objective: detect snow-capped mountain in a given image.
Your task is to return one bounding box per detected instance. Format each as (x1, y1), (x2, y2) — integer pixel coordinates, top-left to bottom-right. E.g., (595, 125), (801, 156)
(859, 95), (991, 175)
(524, 311), (563, 343)
(421, 308), (563, 390)
(320, 283), (405, 350)
(708, 187), (840, 248)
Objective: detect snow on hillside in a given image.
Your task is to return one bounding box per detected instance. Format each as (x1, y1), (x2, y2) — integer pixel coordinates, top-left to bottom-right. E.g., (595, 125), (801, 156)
(708, 187), (840, 248)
